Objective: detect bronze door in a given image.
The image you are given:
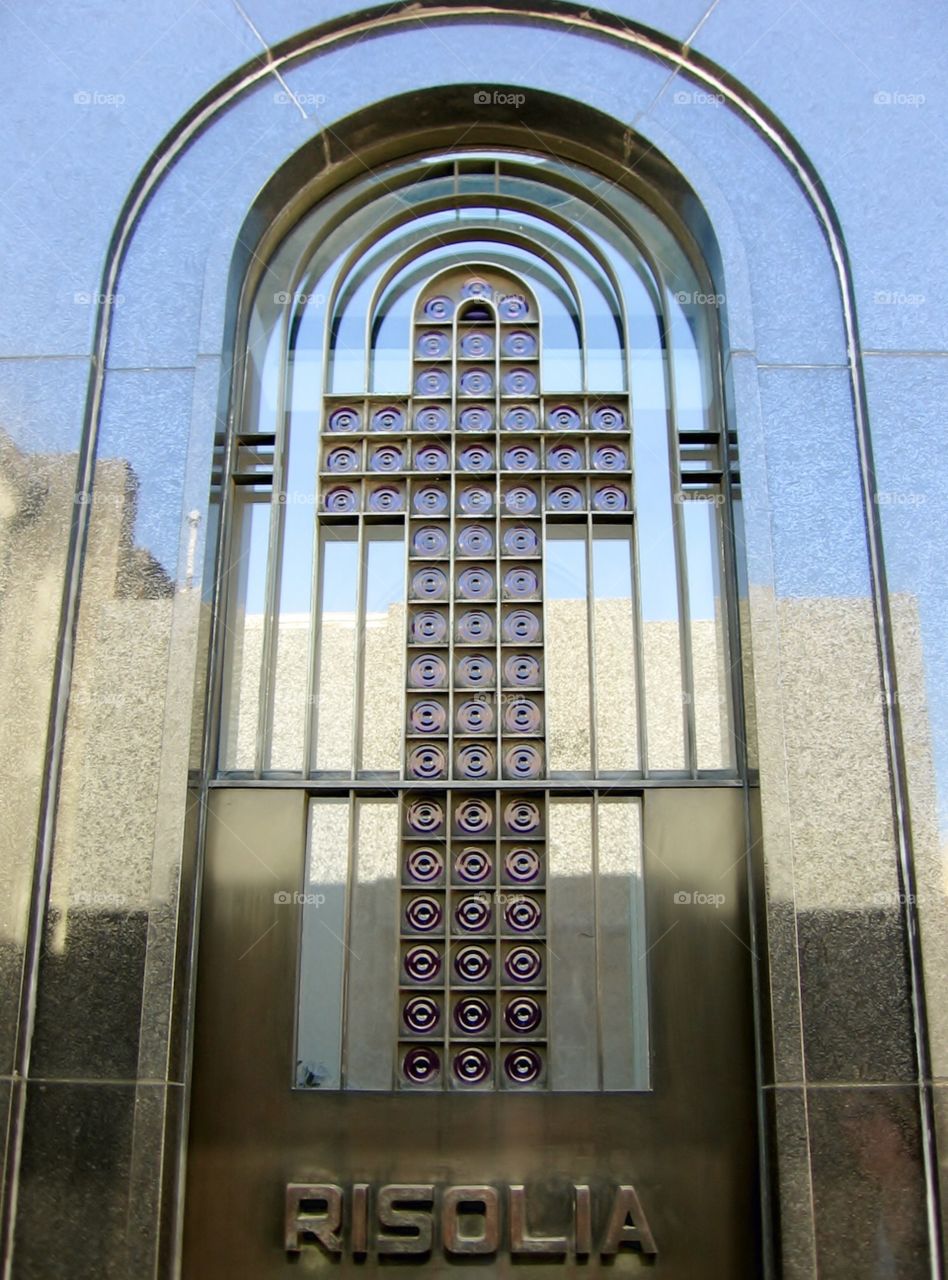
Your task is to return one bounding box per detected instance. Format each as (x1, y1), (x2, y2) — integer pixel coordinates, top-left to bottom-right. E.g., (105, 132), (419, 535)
(182, 784), (759, 1277)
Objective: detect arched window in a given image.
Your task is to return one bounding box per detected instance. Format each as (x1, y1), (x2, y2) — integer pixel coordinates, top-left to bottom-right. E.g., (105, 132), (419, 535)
(215, 152), (739, 1092)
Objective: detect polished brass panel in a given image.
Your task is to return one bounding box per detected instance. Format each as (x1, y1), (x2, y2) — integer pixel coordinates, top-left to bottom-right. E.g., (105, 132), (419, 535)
(182, 786), (759, 1277)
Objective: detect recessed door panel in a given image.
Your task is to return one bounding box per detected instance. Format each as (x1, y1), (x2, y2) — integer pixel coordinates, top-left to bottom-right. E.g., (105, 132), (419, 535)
(182, 785), (759, 1277)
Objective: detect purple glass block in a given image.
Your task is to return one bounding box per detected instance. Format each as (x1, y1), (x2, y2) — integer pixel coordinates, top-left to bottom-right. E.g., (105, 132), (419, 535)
(414, 443), (450, 473)
(455, 797), (492, 835)
(546, 404), (582, 432)
(414, 404), (450, 432)
(368, 485), (404, 513)
(455, 847), (492, 883)
(504, 743), (543, 779)
(456, 654), (494, 687)
(413, 485), (449, 515)
(406, 846), (444, 881)
(505, 847), (541, 883)
(456, 609), (493, 643)
(323, 485), (358, 513)
(409, 744), (447, 779)
(461, 277), (493, 299)
(503, 567), (538, 599)
(547, 443), (582, 471)
(503, 653), (541, 686)
(498, 293), (528, 321)
(502, 404), (538, 432)
(503, 698), (541, 734)
(502, 367), (537, 396)
(504, 798), (541, 835)
(501, 329), (537, 358)
(455, 894), (491, 932)
(405, 799), (444, 835)
(503, 444), (538, 471)
(457, 566), (494, 600)
(458, 443), (493, 472)
(412, 566), (448, 600)
(459, 330), (494, 359)
(409, 654), (448, 688)
(504, 996), (542, 1034)
(592, 484), (629, 512)
(458, 485), (493, 514)
(502, 609), (541, 643)
(404, 944), (442, 982)
(456, 524), (493, 556)
(415, 367), (450, 397)
(404, 995), (441, 1034)
(454, 997), (491, 1035)
(592, 443), (627, 471)
(456, 743), (494, 780)
(590, 404), (626, 431)
(503, 485), (538, 515)
(413, 526), (448, 556)
(411, 610), (447, 644)
(406, 895), (443, 932)
(505, 896), (542, 933)
(547, 485), (583, 512)
(325, 445), (359, 473)
(403, 1045), (441, 1083)
(504, 1047), (542, 1084)
(459, 368), (493, 398)
(409, 699), (447, 735)
(456, 698), (494, 735)
(454, 1047), (491, 1085)
(502, 525), (538, 555)
(454, 945), (492, 983)
(327, 405), (361, 433)
(416, 330), (450, 358)
(504, 945), (542, 983)
(370, 405), (406, 432)
(369, 443), (405, 473)
(458, 405), (493, 432)
(422, 295), (454, 321)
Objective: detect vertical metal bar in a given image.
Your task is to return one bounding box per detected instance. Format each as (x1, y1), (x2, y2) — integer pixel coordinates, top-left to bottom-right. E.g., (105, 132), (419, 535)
(585, 510), (599, 778)
(339, 791), (357, 1089)
(350, 516), (368, 780)
(591, 790), (604, 1089)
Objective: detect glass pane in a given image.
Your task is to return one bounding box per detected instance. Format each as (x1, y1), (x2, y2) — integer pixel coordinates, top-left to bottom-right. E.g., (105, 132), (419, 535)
(683, 498), (734, 769)
(545, 531), (591, 772)
(360, 528), (406, 772)
(597, 797), (648, 1089)
(344, 798), (400, 1089)
(312, 528), (359, 772)
(548, 798), (598, 1089)
(218, 491), (270, 771)
(297, 797), (350, 1088)
(592, 525), (639, 771)
(630, 295), (686, 771)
